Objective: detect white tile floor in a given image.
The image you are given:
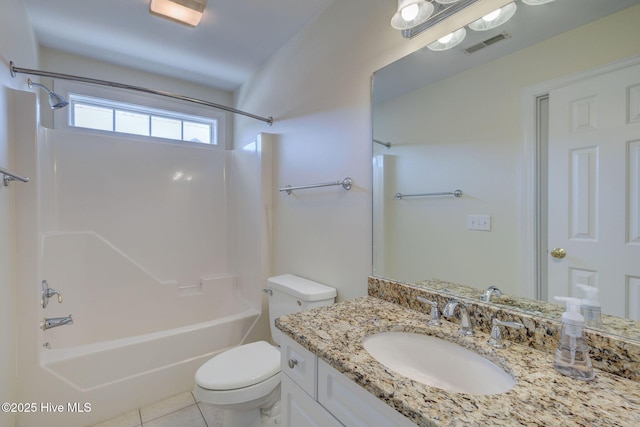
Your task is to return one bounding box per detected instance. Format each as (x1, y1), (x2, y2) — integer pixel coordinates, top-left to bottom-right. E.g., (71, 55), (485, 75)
(90, 391), (224, 427)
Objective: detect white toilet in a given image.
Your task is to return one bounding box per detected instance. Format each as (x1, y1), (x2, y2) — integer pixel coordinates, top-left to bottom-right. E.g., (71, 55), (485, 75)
(194, 274), (336, 427)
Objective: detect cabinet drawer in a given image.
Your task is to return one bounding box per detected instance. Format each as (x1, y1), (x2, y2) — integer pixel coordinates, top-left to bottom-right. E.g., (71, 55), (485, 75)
(317, 359), (415, 427)
(280, 335), (317, 398)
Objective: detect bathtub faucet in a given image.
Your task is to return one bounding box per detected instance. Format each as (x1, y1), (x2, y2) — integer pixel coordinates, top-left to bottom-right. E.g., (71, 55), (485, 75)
(42, 315), (73, 331)
(41, 280), (63, 308)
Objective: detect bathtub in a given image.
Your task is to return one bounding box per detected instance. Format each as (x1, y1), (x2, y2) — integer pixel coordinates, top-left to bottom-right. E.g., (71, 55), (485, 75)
(42, 307), (259, 391)
(40, 231), (260, 391)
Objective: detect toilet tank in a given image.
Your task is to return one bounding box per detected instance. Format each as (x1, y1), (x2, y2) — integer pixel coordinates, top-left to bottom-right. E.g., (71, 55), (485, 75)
(266, 274), (337, 346)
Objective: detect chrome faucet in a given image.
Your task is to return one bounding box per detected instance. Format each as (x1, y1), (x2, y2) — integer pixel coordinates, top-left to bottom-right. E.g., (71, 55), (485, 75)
(487, 318), (524, 348)
(442, 299), (473, 336)
(42, 315), (73, 331)
(480, 285), (502, 302)
(416, 296), (440, 326)
(41, 280), (63, 308)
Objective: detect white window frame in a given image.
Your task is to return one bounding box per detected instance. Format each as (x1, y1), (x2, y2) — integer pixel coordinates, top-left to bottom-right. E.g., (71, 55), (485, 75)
(53, 80), (228, 149)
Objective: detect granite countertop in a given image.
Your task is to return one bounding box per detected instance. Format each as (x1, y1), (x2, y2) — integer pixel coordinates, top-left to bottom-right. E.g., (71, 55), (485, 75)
(275, 296), (640, 427)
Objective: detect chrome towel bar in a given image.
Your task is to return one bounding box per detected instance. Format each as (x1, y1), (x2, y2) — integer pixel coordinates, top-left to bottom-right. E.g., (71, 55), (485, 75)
(1, 166), (29, 187)
(280, 177), (352, 195)
(395, 189), (462, 200)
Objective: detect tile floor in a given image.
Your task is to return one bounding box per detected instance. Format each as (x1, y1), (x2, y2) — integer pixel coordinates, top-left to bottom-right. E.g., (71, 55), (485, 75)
(90, 391), (224, 427)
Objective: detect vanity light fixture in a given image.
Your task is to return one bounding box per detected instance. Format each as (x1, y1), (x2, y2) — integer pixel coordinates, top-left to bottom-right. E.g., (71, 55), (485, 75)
(390, 0), (435, 30)
(427, 27), (467, 51)
(149, 0), (206, 27)
(467, 2), (517, 31)
(522, 0), (555, 5)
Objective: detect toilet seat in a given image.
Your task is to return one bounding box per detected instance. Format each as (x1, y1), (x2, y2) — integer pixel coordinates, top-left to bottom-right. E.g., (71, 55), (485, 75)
(195, 341), (281, 406)
(196, 340), (280, 390)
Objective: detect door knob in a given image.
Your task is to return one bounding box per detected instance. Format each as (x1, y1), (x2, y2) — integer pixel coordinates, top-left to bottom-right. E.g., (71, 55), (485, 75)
(550, 248), (566, 259)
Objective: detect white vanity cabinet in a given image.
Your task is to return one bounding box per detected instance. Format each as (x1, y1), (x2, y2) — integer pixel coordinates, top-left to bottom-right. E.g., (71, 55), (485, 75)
(280, 335), (416, 427)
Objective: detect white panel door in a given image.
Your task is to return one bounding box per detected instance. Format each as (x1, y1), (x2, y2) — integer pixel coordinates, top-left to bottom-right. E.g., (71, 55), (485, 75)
(547, 62), (640, 319)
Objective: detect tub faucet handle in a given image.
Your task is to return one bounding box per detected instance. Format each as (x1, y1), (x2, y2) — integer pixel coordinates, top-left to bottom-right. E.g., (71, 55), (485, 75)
(41, 280), (63, 308)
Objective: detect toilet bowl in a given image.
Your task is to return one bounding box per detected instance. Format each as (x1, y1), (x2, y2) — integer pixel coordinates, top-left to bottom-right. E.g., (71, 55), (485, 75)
(194, 274), (336, 427)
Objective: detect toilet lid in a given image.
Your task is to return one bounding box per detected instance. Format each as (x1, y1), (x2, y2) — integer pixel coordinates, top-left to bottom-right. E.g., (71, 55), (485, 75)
(195, 341), (280, 390)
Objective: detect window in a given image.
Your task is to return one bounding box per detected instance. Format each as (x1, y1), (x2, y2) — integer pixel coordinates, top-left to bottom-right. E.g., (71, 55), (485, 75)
(68, 94), (217, 145)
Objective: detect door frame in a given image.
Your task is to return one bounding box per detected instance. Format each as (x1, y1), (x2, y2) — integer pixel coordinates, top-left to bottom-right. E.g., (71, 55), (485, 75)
(519, 55), (640, 300)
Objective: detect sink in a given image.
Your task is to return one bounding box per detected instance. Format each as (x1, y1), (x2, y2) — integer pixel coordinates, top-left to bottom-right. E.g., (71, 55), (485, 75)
(362, 332), (515, 395)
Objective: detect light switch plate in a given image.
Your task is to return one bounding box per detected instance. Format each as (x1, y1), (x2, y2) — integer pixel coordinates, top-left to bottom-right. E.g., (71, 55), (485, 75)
(467, 214), (491, 231)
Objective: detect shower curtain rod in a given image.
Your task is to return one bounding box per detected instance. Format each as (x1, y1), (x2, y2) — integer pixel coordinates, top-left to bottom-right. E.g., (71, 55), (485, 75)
(10, 61), (273, 126)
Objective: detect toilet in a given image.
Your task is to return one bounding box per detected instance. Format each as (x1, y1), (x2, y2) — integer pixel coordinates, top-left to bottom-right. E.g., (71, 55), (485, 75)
(194, 274), (337, 427)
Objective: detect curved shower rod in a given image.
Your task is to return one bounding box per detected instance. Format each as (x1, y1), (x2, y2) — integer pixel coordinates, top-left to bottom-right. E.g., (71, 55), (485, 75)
(10, 61), (273, 126)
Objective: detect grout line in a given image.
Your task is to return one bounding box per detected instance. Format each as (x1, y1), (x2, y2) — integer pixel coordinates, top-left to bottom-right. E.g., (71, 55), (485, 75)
(195, 402), (209, 427)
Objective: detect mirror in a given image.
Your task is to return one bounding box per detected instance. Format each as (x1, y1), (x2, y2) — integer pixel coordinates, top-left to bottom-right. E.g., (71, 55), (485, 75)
(372, 0), (640, 341)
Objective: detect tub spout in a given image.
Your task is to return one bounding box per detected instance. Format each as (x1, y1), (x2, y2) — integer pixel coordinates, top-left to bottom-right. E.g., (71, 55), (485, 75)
(42, 315), (73, 330)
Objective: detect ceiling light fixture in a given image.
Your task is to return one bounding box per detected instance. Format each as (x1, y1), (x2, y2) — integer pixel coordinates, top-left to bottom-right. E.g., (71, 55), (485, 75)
(522, 0), (555, 5)
(427, 27), (467, 51)
(391, 0), (435, 30)
(467, 2), (517, 31)
(149, 0), (206, 28)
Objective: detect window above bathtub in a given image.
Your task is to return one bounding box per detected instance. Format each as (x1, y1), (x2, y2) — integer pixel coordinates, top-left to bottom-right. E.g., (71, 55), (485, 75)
(53, 80), (228, 149)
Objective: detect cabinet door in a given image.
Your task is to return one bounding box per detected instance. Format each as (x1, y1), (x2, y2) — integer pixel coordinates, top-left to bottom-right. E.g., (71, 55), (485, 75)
(317, 359), (416, 427)
(280, 335), (318, 398)
(282, 373), (343, 427)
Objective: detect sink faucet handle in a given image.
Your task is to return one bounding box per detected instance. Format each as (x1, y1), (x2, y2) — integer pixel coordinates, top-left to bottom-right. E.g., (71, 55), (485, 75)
(488, 318), (524, 348)
(417, 296), (440, 326)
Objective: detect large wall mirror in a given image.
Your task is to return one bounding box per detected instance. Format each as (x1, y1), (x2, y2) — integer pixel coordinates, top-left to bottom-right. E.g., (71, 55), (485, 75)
(372, 0), (640, 341)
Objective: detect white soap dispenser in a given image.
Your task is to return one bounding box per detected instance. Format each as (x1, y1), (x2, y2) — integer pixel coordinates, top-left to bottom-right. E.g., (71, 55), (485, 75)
(553, 296), (595, 381)
(576, 284), (603, 328)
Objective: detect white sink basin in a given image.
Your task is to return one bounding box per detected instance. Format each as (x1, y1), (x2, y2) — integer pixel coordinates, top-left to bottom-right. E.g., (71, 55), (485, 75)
(362, 332), (515, 395)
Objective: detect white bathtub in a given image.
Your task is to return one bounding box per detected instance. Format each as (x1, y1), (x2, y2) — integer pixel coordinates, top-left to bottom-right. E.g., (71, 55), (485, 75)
(42, 307), (259, 391)
(40, 232), (260, 391)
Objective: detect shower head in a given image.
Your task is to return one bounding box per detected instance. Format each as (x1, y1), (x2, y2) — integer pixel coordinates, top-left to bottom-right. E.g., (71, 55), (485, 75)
(27, 78), (69, 110)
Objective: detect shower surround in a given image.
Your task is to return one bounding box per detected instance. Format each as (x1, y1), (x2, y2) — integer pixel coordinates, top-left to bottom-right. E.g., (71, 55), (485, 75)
(12, 91), (272, 427)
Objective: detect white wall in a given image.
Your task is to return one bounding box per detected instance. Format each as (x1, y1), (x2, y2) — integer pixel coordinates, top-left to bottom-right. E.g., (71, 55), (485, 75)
(38, 47), (235, 147)
(374, 6), (640, 294)
(232, 0), (450, 302)
(0, 1), (38, 426)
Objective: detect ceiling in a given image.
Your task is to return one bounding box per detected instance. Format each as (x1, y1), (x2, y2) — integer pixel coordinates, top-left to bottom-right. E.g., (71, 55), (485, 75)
(374, 0), (640, 104)
(23, 0), (335, 92)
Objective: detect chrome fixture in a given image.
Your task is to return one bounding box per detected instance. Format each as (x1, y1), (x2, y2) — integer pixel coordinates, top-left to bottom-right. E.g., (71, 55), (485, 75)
(42, 315), (73, 330)
(394, 189), (462, 200)
(0, 166), (29, 187)
(487, 318), (524, 348)
(391, 0), (435, 30)
(398, 0), (555, 48)
(468, 2), (517, 31)
(10, 62), (273, 125)
(398, 0), (480, 38)
(373, 139), (391, 149)
(417, 296), (441, 326)
(442, 299), (474, 336)
(279, 177), (352, 195)
(150, 0), (207, 27)
(27, 78), (69, 110)
(41, 280), (62, 309)
(263, 288), (273, 296)
(480, 285), (502, 302)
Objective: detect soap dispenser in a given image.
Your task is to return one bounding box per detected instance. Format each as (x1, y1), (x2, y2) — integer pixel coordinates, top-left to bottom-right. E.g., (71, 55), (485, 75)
(576, 284), (603, 328)
(553, 296), (595, 381)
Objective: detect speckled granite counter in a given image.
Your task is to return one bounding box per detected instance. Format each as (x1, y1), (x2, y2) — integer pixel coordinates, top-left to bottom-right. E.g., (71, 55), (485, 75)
(276, 296), (640, 426)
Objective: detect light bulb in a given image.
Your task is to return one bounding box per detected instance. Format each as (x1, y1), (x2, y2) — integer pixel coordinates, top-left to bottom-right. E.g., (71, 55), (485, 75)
(438, 33), (454, 44)
(401, 3), (420, 21)
(483, 9), (501, 22)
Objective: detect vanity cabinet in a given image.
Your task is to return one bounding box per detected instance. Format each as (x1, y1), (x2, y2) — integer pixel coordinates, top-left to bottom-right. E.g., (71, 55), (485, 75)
(280, 335), (415, 427)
